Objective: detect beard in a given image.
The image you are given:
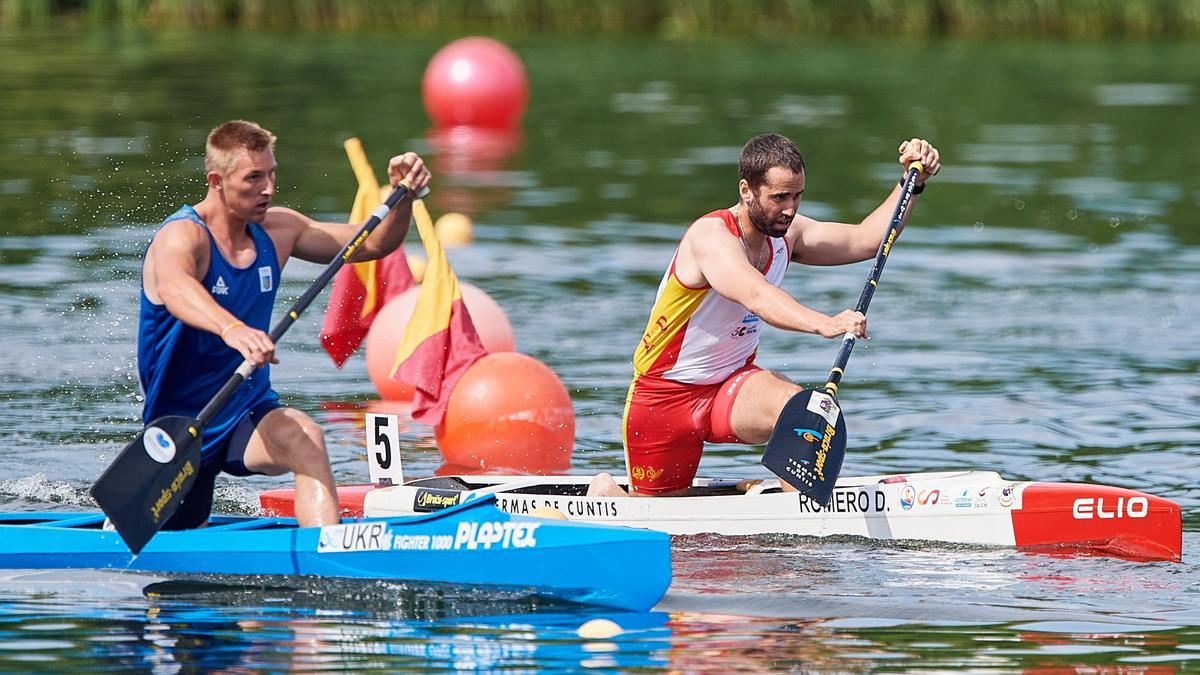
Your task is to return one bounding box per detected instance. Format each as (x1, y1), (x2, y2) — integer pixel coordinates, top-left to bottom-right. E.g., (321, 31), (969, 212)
(746, 198), (790, 238)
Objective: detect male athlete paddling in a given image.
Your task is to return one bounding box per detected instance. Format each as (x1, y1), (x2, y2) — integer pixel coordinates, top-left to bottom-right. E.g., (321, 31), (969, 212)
(139, 120), (430, 527)
(590, 134), (940, 497)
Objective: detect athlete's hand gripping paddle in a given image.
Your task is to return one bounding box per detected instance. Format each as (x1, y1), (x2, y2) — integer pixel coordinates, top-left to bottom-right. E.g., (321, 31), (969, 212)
(91, 182), (427, 554)
(761, 163), (923, 504)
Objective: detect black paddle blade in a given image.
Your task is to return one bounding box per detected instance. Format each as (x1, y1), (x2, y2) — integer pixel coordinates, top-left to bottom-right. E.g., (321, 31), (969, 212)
(761, 389), (848, 504)
(90, 415), (202, 554)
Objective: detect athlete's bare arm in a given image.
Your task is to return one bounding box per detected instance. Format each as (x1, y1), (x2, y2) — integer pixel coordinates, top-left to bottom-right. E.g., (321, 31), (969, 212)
(144, 219), (278, 366)
(273, 152), (431, 265)
(787, 139), (941, 265)
(680, 218), (866, 339)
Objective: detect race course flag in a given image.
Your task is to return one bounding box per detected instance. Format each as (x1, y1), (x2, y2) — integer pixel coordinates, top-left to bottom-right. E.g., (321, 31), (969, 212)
(319, 138), (414, 367)
(391, 199), (487, 425)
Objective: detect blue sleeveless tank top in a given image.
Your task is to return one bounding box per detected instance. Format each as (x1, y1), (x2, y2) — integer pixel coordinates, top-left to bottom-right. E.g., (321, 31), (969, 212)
(138, 205), (281, 460)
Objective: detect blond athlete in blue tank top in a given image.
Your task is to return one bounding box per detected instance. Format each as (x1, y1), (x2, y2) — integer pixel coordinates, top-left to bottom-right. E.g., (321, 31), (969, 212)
(139, 120), (430, 528)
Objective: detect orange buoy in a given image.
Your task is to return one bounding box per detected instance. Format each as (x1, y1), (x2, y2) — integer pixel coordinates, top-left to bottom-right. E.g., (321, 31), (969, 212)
(422, 37), (528, 129)
(435, 352), (574, 472)
(364, 284), (516, 400)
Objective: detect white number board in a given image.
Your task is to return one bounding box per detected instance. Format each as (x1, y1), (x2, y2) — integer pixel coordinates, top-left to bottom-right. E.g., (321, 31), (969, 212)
(365, 412), (404, 486)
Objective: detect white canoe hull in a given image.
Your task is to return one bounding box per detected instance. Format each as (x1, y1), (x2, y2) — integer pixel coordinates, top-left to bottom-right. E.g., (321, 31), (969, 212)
(261, 470), (1182, 562)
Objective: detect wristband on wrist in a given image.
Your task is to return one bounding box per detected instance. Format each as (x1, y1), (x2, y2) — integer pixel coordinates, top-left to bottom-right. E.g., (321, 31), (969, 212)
(900, 177), (926, 194)
(219, 320), (245, 339)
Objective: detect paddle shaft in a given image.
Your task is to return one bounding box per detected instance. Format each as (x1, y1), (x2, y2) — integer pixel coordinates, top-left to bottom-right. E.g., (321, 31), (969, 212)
(195, 182), (420, 427)
(820, 163), (923, 395)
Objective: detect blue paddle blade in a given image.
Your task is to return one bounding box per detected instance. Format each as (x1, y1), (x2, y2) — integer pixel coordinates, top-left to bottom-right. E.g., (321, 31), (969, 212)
(89, 415), (202, 554)
(761, 389), (847, 504)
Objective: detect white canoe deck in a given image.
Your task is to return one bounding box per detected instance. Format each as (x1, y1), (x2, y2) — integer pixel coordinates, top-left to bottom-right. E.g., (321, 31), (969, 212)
(365, 471), (1026, 545)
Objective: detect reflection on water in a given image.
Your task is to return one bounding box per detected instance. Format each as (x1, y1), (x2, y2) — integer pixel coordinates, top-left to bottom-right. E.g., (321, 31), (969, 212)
(2, 555), (1198, 670)
(0, 570), (673, 671)
(424, 125), (526, 214)
(0, 25), (1198, 670)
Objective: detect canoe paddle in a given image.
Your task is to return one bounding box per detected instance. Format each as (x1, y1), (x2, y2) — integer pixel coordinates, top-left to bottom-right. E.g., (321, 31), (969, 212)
(91, 181), (427, 554)
(761, 162), (924, 504)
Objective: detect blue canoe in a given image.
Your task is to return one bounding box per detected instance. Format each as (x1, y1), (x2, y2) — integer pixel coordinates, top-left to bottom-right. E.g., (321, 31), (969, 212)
(0, 495), (670, 612)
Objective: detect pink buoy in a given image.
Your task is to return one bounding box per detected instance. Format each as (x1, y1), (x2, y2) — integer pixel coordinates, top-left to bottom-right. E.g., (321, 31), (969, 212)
(422, 37), (528, 129)
(364, 283), (516, 400)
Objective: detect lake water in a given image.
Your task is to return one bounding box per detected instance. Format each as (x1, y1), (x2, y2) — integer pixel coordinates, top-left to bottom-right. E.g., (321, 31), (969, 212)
(0, 26), (1198, 670)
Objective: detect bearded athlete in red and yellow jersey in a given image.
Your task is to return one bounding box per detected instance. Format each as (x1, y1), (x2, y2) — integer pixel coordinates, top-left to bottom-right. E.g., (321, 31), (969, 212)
(590, 133), (941, 497)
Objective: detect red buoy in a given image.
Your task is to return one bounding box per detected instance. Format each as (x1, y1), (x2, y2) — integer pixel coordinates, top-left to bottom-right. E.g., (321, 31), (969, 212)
(422, 37), (528, 129)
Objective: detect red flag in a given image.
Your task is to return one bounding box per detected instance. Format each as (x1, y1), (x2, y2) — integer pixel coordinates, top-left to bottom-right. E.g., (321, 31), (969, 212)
(319, 255), (414, 367)
(392, 200), (486, 425)
(319, 138), (414, 367)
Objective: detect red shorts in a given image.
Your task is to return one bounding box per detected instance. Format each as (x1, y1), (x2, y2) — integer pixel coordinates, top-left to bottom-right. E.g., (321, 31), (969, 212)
(622, 365), (762, 495)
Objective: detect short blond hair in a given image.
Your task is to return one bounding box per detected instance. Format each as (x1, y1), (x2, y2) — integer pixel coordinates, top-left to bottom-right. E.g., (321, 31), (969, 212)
(205, 120), (276, 175)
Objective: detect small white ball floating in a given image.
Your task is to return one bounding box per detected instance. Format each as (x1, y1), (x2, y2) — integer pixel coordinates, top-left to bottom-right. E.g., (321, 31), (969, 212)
(577, 618), (623, 640)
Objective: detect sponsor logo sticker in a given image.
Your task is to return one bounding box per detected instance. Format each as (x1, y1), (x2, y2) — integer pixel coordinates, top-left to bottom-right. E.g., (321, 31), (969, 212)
(630, 465), (664, 482)
(998, 484), (1016, 508)
(143, 426), (176, 463)
(900, 484), (915, 510)
(413, 488), (462, 512)
(496, 495), (620, 519)
(812, 423), (835, 480)
(794, 428), (823, 443)
(730, 323), (759, 338)
(149, 459), (194, 523)
(1072, 497), (1148, 520)
(316, 521), (544, 554)
(454, 521), (541, 549)
(954, 489), (974, 509)
(806, 392), (841, 427)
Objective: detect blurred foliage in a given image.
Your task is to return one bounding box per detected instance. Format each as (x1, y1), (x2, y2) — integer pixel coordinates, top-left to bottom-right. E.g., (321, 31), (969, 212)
(3, 0), (1200, 38)
(0, 26), (1196, 247)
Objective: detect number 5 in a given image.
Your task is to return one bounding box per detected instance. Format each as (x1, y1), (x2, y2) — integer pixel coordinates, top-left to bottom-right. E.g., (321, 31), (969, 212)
(365, 413), (404, 486)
